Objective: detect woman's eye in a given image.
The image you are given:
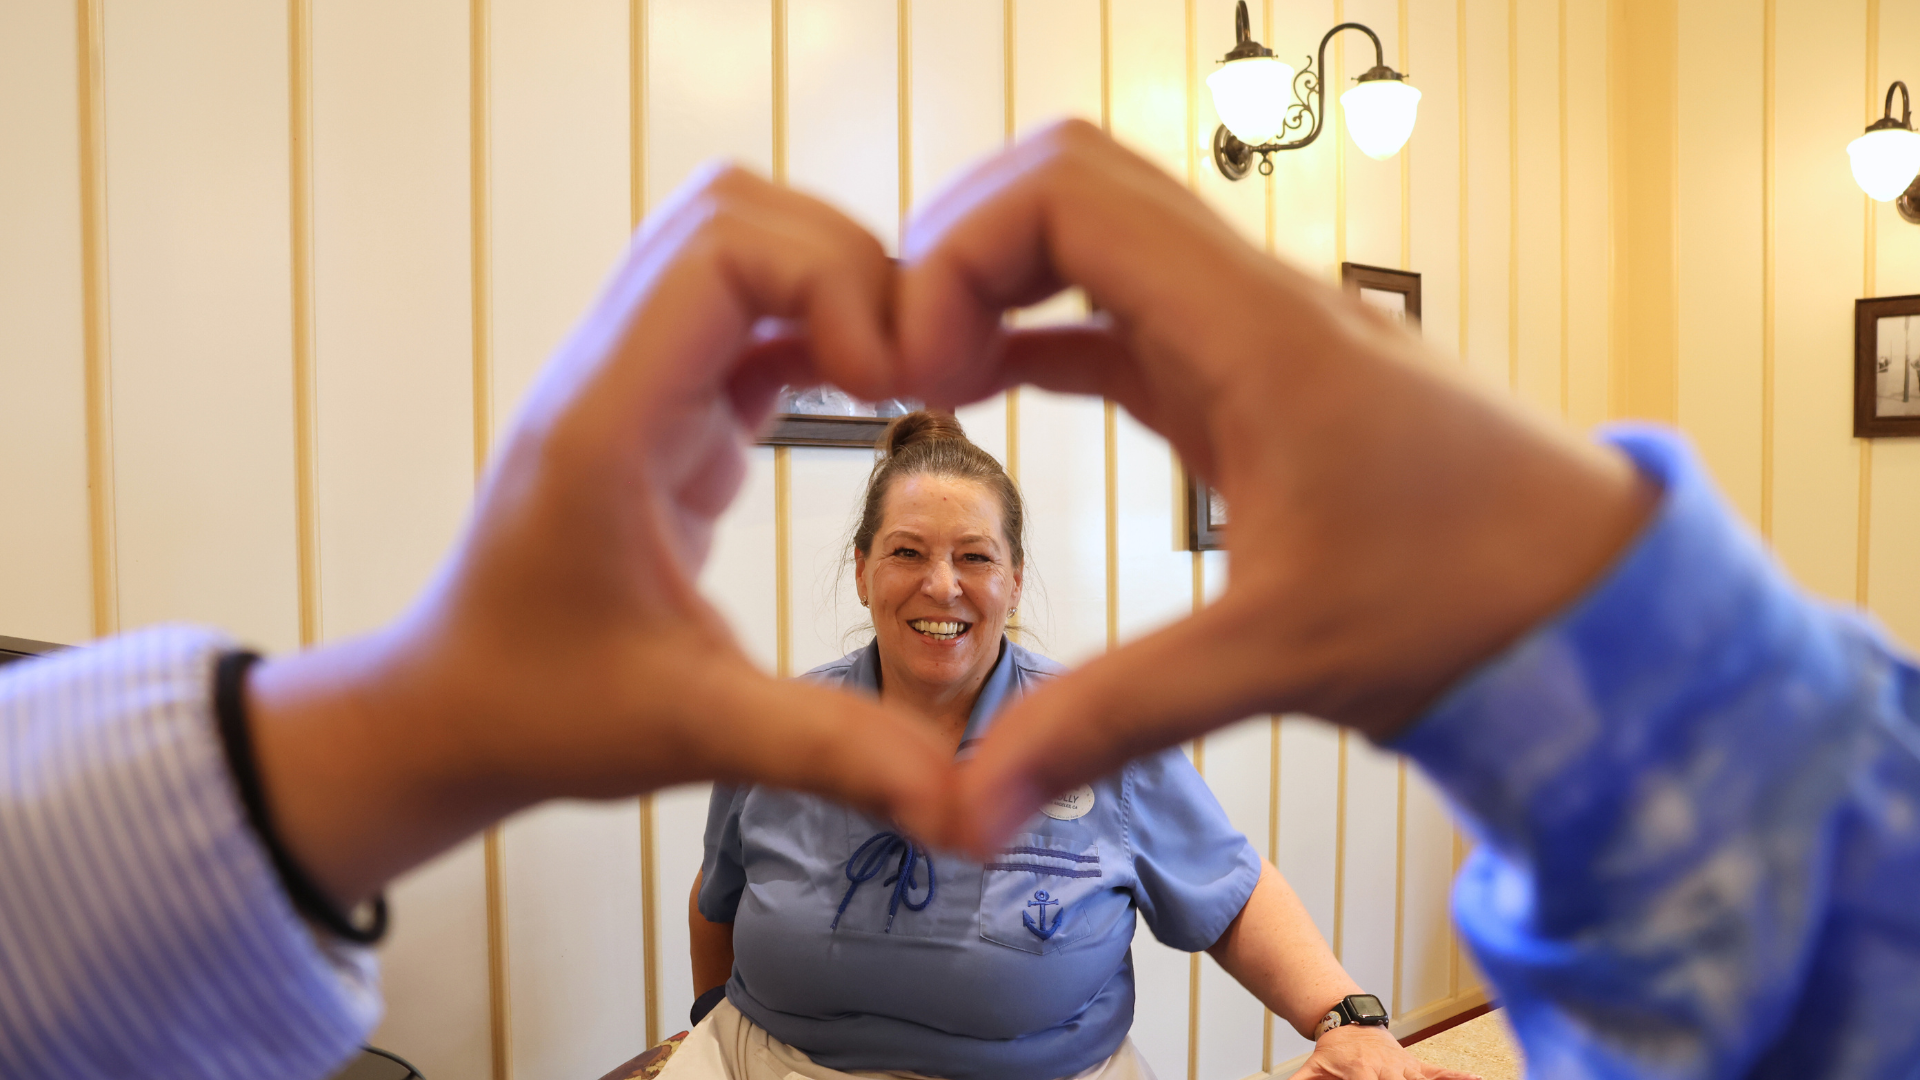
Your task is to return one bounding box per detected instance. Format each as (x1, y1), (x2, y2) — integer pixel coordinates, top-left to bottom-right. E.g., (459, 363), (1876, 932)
(963, 553), (992, 563)
(891, 547), (920, 559)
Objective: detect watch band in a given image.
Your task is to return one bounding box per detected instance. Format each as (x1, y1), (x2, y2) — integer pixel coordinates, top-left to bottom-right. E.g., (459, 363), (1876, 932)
(1312, 994), (1391, 1038)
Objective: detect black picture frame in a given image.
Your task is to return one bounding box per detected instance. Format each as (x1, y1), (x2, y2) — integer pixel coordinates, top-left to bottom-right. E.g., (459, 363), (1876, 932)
(1340, 262), (1422, 328)
(1856, 293), (1920, 438)
(0, 635), (65, 668)
(756, 388), (920, 449)
(1183, 470), (1227, 552)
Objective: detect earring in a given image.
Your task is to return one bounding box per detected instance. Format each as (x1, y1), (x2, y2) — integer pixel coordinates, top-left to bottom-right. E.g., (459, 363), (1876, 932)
(860, 598), (869, 607)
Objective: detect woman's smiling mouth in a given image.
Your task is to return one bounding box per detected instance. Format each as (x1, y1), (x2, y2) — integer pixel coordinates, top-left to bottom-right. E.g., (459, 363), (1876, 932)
(908, 619), (971, 641)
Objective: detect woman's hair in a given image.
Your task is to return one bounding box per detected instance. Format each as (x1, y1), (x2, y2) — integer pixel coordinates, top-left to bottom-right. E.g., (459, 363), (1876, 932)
(852, 411), (1026, 568)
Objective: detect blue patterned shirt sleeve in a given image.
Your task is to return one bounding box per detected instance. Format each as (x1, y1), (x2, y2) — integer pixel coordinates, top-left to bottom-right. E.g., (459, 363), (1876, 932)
(0, 626), (380, 1080)
(1392, 426), (1920, 1079)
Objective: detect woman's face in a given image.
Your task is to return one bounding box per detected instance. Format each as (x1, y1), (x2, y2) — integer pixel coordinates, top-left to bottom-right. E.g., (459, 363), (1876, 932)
(855, 473), (1023, 700)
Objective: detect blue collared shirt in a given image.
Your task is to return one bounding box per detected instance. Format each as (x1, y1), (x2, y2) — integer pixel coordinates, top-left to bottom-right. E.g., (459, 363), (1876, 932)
(1394, 426), (1920, 1079)
(699, 639), (1263, 1080)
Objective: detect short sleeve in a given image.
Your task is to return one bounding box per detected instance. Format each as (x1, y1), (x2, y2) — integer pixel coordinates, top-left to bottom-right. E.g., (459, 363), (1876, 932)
(697, 783), (751, 923)
(1124, 749), (1263, 952)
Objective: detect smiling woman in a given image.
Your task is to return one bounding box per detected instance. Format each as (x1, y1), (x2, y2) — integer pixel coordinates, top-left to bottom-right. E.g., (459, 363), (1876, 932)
(673, 414), (1467, 1080)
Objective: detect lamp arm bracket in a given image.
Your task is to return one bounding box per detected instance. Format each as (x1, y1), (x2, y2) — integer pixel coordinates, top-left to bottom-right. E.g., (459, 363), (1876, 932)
(1240, 22), (1393, 155)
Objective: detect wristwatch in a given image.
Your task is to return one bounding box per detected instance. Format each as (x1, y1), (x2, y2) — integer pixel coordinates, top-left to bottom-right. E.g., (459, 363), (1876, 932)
(1312, 994), (1390, 1038)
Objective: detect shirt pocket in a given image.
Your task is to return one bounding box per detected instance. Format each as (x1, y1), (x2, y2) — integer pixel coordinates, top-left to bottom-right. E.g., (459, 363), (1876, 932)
(979, 834), (1106, 955)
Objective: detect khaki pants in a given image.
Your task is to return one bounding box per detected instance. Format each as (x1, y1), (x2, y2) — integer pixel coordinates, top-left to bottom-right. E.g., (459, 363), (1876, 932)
(654, 999), (1159, 1080)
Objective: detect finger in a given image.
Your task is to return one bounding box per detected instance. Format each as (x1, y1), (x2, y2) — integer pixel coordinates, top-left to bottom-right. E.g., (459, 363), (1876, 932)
(947, 593), (1298, 853)
(684, 670), (956, 842)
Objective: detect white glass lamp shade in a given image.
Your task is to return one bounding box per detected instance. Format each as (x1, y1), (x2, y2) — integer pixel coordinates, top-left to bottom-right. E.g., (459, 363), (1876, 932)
(1207, 56), (1297, 145)
(1848, 127), (1920, 201)
(1340, 79), (1422, 160)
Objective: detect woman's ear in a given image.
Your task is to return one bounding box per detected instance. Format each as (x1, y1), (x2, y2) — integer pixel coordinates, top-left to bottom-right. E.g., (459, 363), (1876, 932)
(853, 548), (870, 606)
(1009, 563), (1023, 611)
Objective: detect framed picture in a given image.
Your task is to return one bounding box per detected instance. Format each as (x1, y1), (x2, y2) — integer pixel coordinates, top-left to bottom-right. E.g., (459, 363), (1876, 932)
(1856, 293), (1920, 438)
(1180, 469), (1227, 552)
(1340, 262), (1422, 329)
(758, 386), (921, 449)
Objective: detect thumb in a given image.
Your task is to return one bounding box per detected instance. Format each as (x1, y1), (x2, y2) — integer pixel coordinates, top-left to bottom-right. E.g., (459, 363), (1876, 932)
(691, 671), (956, 842)
(947, 595), (1286, 854)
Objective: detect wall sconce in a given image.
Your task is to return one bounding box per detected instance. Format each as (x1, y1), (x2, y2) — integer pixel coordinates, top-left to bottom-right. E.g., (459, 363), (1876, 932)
(1206, 0), (1420, 180)
(1849, 81), (1920, 223)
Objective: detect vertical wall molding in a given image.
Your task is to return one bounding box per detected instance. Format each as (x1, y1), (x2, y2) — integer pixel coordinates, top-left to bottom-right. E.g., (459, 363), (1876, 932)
(1003, 0), (1019, 475)
(1558, 0), (1570, 417)
(898, 0), (911, 226)
(1333, 0), (1347, 275)
(1759, 0), (1776, 538)
(1456, 0), (1469, 370)
(1608, 0), (1679, 423)
(1855, 0), (1877, 605)
(1507, 0), (1519, 391)
(774, 447), (792, 676)
(629, 0), (662, 1050)
(288, 0), (322, 648)
(1331, 730), (1347, 960)
(1397, 0), (1409, 272)
(76, 0), (119, 640)
(469, 1), (509, 1075)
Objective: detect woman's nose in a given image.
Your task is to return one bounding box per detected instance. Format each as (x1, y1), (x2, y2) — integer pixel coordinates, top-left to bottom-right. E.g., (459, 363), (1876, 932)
(923, 560), (961, 599)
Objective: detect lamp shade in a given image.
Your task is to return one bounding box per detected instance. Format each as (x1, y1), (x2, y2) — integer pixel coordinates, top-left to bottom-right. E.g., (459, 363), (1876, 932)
(1339, 79), (1421, 160)
(1207, 56), (1297, 145)
(1848, 127), (1920, 202)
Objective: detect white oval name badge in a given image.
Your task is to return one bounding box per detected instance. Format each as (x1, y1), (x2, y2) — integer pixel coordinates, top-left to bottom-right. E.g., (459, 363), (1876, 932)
(1040, 785), (1097, 821)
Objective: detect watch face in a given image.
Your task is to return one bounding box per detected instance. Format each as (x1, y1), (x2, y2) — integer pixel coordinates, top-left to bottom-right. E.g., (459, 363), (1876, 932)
(1348, 995), (1388, 1020)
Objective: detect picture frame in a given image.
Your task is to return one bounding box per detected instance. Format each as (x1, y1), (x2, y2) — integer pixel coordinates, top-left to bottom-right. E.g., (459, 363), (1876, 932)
(757, 387), (920, 449)
(1185, 472), (1228, 552)
(1855, 293), (1920, 438)
(1340, 262), (1422, 328)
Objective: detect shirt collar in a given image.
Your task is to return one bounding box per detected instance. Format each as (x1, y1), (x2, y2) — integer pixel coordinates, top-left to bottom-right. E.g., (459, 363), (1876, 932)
(846, 636), (1019, 756)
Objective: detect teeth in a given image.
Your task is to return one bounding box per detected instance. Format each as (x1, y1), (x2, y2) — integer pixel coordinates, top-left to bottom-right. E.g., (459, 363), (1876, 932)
(909, 619), (969, 639)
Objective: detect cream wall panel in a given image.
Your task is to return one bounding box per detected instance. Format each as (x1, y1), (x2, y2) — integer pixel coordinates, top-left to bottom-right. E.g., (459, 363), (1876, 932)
(787, 448), (872, 674)
(1017, 387), (1108, 664)
(1112, 413), (1192, 640)
(1195, 716), (1271, 1080)
(702, 448), (781, 671)
(1407, 0), (1463, 364)
(1013, 0), (1104, 136)
(502, 800), (647, 1079)
(0, 0), (91, 645)
(1265, 0), (1341, 275)
(104, 0), (300, 651)
(789, 0), (900, 247)
(906, 1), (1003, 209)
(309, 0), (474, 641)
(1337, 738), (1400, 1010)
(1107, 0), (1187, 181)
(488, 5), (648, 1074)
(1866, 4), (1920, 650)
(489, 0), (630, 422)
(1128, 907), (1192, 1077)
(374, 841), (494, 1080)
(654, 781), (714, 1040)
(1513, 0), (1562, 415)
(1270, 716), (1340, 1063)
(308, 4), (488, 1073)
(1397, 767), (1455, 1015)
(1676, 0), (1764, 520)
(1339, 0), (1405, 272)
(1563, 0), (1610, 430)
(647, 0), (775, 209)
(955, 397), (1011, 469)
(1768, 0), (1866, 602)
(1459, 0), (1512, 394)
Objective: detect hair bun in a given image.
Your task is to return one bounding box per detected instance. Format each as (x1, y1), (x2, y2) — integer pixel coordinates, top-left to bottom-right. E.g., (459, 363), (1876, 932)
(879, 410), (969, 457)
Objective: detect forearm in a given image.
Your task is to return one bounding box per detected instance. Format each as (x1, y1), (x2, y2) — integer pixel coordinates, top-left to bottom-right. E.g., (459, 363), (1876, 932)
(1205, 860), (1361, 1039)
(688, 872), (736, 994)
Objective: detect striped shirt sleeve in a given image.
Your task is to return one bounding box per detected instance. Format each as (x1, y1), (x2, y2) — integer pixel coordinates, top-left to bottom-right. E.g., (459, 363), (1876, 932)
(0, 625), (379, 1080)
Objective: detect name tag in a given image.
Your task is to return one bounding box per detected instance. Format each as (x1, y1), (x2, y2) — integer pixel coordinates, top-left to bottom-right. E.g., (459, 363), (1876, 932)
(1040, 785), (1096, 821)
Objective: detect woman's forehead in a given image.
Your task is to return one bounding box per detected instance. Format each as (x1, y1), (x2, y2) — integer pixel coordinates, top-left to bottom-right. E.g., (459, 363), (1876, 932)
(880, 475), (1005, 538)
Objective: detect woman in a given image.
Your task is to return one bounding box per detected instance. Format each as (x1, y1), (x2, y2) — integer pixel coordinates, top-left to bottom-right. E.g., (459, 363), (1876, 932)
(675, 413), (1468, 1080)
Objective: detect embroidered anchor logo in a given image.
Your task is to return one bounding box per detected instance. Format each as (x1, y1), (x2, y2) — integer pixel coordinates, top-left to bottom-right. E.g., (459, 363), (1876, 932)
(1024, 889), (1064, 940)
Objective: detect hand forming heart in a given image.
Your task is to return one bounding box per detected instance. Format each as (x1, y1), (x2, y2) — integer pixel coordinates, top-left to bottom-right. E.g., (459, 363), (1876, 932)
(245, 122), (1653, 901)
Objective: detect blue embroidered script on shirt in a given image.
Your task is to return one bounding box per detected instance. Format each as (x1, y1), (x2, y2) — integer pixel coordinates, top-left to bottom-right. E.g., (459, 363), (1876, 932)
(832, 831), (936, 932)
(1024, 890), (1064, 939)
